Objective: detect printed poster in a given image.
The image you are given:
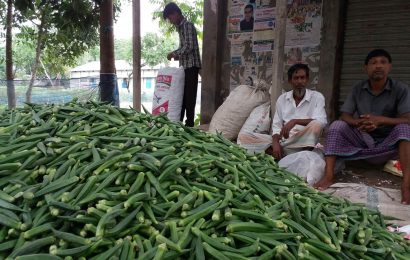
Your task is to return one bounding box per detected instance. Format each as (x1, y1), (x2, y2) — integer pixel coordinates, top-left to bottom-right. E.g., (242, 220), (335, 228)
(229, 0), (276, 89)
(255, 0), (276, 8)
(285, 0), (323, 46)
(283, 45), (320, 89)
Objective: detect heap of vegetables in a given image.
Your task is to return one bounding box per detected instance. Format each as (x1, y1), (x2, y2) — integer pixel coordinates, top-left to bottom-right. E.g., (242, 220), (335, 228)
(0, 101), (409, 260)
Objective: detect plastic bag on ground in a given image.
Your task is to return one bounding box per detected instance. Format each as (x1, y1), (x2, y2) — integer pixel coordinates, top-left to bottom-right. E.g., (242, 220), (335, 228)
(278, 150), (325, 185)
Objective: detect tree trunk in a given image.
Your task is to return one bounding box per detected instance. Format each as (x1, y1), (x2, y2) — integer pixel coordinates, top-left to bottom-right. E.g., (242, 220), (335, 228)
(6, 0), (16, 109)
(26, 13), (46, 103)
(99, 0), (118, 105)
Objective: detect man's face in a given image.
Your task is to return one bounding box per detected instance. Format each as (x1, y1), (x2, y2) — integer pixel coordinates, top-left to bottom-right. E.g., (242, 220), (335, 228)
(365, 56), (392, 82)
(244, 7), (253, 21)
(289, 69), (308, 98)
(167, 13), (181, 26)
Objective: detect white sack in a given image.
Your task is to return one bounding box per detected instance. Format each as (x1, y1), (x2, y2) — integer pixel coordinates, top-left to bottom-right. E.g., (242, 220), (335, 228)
(152, 67), (185, 121)
(237, 102), (272, 154)
(209, 82), (270, 140)
(239, 102), (271, 134)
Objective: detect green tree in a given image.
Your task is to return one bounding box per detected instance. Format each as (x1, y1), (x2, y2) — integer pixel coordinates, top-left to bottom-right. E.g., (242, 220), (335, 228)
(149, 0), (204, 39)
(141, 33), (177, 67)
(78, 33), (177, 68)
(114, 38), (132, 62)
(14, 0), (101, 102)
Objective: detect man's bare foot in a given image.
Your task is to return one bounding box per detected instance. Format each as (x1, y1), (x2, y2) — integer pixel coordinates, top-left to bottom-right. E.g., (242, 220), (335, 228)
(401, 185), (410, 205)
(314, 177), (334, 191)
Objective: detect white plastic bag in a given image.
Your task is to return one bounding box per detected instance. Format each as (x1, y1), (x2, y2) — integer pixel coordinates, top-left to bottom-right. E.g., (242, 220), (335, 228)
(152, 67), (185, 121)
(278, 150), (325, 185)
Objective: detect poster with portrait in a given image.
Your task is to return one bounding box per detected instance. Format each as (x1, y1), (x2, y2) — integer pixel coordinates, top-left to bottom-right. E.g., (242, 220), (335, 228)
(285, 0), (323, 46)
(229, 0), (276, 89)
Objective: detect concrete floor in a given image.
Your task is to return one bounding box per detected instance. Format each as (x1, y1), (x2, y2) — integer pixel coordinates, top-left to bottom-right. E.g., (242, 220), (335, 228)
(335, 160), (402, 190)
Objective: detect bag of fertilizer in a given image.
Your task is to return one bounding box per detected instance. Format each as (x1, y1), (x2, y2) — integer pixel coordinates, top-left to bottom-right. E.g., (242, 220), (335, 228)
(152, 67), (185, 121)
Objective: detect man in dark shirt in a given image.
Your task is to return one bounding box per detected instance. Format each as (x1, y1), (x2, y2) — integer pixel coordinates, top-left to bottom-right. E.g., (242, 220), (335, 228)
(163, 2), (201, 127)
(314, 49), (410, 204)
(240, 4), (254, 31)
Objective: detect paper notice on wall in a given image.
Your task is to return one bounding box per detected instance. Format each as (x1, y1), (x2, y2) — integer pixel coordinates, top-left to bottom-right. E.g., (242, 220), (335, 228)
(228, 16), (242, 34)
(229, 32), (253, 44)
(256, 0), (276, 8)
(230, 51), (273, 89)
(229, 1), (246, 16)
(285, 0), (323, 46)
(255, 7), (275, 20)
(254, 18), (275, 31)
(283, 45), (321, 89)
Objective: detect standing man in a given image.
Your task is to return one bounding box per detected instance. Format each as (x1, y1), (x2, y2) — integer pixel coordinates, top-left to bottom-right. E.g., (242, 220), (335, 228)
(163, 2), (201, 127)
(314, 49), (410, 204)
(271, 63), (327, 160)
(240, 4), (254, 31)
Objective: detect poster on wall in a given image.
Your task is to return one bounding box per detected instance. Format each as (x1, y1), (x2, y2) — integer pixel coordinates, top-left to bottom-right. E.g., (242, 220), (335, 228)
(230, 51), (273, 89)
(285, 0), (323, 46)
(229, 0), (256, 33)
(228, 0), (276, 89)
(253, 8), (275, 52)
(256, 0), (276, 8)
(283, 45), (320, 89)
(229, 32), (253, 65)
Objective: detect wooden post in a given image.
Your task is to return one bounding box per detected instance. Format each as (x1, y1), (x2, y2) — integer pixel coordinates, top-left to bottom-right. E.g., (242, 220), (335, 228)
(201, 0), (228, 124)
(6, 0), (15, 109)
(100, 0), (117, 104)
(132, 0), (141, 111)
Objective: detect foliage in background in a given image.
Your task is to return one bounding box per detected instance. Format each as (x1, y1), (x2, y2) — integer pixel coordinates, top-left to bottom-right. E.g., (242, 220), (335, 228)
(149, 0), (204, 40)
(78, 34), (177, 68)
(141, 33), (177, 67)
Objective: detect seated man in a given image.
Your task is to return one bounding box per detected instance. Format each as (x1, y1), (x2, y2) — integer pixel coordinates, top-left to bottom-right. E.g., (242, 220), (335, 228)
(314, 49), (410, 204)
(271, 63), (327, 160)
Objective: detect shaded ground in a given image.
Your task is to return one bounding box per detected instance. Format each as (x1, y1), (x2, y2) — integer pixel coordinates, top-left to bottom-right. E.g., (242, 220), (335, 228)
(335, 160), (402, 190)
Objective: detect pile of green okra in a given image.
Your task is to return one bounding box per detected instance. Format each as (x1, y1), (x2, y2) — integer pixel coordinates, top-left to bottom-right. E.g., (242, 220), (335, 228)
(0, 100), (409, 259)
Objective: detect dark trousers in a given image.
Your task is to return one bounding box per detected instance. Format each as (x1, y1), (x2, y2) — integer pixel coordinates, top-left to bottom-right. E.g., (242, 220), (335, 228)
(180, 67), (199, 127)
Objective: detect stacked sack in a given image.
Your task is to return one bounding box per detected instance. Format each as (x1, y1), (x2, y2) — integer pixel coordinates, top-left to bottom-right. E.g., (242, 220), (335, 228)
(208, 80), (270, 140)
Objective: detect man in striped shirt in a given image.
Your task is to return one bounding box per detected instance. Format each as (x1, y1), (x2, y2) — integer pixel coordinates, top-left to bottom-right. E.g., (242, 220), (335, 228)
(163, 2), (202, 127)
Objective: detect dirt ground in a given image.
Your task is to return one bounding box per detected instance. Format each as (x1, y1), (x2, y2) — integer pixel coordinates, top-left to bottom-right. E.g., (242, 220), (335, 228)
(335, 160), (402, 190)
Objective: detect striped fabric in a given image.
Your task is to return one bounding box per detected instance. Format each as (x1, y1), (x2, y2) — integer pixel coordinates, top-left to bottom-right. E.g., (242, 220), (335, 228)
(174, 19), (201, 69)
(324, 120), (410, 162)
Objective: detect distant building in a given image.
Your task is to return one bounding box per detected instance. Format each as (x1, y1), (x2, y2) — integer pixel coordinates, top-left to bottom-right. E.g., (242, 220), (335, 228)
(69, 60), (178, 94)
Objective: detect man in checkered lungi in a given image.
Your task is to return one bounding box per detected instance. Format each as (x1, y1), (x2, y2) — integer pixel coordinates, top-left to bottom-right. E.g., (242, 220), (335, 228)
(314, 49), (410, 204)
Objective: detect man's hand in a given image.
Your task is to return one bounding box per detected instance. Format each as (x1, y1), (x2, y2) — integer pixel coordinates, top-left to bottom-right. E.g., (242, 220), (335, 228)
(280, 119), (296, 139)
(357, 114), (384, 132)
(271, 139), (283, 160)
